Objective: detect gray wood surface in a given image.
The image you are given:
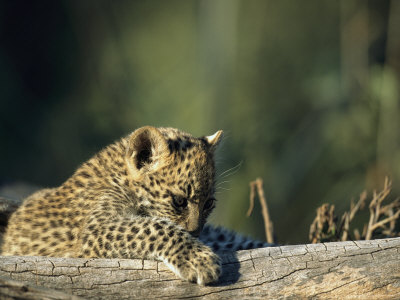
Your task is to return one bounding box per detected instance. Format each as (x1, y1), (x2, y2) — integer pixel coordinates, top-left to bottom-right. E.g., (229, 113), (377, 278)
(0, 275), (83, 300)
(1, 238), (399, 299)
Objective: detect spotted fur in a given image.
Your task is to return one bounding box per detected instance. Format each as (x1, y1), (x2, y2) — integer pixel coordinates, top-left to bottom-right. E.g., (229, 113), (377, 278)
(2, 126), (269, 285)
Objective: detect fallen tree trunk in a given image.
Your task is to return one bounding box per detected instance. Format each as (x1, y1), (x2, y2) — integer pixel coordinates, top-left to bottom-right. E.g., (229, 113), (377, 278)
(0, 238), (399, 299)
(0, 275), (83, 300)
(1, 191), (399, 299)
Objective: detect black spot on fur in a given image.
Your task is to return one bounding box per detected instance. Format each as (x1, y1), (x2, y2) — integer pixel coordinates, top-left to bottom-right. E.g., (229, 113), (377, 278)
(79, 171), (91, 178)
(74, 180), (84, 187)
(212, 243), (220, 251)
(105, 242), (112, 251)
(67, 231), (75, 241)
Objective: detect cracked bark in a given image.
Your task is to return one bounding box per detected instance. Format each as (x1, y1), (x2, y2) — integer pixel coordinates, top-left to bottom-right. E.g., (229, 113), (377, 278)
(0, 238), (399, 299)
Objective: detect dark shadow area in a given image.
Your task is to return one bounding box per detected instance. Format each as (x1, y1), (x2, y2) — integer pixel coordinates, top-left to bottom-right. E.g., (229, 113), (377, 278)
(213, 250), (241, 286)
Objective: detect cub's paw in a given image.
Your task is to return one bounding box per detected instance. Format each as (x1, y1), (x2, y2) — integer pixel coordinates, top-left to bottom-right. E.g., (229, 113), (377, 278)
(166, 243), (221, 285)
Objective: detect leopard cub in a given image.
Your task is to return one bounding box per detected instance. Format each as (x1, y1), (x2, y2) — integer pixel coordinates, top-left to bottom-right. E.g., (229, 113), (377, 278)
(2, 126), (268, 285)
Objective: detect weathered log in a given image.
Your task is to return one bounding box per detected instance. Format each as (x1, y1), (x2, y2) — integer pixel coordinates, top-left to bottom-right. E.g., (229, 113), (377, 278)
(0, 238), (399, 299)
(0, 275), (83, 300)
(1, 189), (400, 298)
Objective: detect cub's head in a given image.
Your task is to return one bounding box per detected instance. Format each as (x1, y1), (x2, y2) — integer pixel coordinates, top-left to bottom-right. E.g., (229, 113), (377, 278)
(125, 126), (223, 236)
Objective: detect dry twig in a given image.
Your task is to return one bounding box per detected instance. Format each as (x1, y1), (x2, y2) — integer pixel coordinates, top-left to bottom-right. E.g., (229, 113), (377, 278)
(309, 177), (400, 243)
(309, 204), (338, 243)
(247, 178), (274, 244)
(365, 177), (397, 240)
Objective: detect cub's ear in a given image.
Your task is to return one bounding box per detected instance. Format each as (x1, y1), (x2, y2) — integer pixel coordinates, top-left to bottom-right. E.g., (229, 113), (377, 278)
(205, 130), (223, 151)
(126, 126), (169, 172)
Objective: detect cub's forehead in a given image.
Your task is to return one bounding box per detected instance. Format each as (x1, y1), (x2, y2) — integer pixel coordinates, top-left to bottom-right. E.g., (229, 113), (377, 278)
(158, 127), (197, 142)
(154, 128), (216, 197)
(158, 127), (208, 154)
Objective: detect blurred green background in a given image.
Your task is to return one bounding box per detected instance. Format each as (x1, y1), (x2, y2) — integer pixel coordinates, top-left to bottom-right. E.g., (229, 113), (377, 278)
(1, 0), (400, 244)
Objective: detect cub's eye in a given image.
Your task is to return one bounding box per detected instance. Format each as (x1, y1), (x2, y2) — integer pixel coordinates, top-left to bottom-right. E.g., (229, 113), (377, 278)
(203, 198), (215, 210)
(172, 196), (188, 209)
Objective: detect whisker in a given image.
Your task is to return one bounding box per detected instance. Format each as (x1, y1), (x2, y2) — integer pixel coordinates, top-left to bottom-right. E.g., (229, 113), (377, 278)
(216, 180), (230, 187)
(217, 161), (242, 179)
(216, 187), (231, 192)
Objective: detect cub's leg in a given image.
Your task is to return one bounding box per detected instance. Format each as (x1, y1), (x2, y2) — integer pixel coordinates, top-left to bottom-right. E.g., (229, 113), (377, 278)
(80, 214), (221, 285)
